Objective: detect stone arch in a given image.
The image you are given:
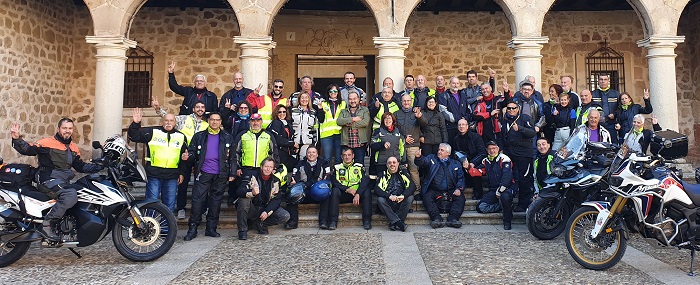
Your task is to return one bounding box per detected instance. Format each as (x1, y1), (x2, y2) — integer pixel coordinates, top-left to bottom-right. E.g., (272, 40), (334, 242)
(498, 0), (556, 37)
(264, 0), (381, 37)
(626, 0), (690, 38)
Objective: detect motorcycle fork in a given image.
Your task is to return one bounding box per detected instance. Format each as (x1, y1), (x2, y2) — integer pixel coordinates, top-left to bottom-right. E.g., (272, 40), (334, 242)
(591, 196), (628, 238)
(128, 206), (146, 229)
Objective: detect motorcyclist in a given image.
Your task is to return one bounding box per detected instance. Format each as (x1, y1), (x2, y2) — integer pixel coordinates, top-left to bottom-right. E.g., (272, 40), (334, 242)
(10, 118), (103, 241)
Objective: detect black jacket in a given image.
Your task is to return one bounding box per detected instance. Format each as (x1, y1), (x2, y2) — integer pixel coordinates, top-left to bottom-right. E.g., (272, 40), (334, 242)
(615, 99), (653, 137)
(452, 130), (487, 164)
(128, 123), (188, 179)
(394, 108), (421, 148)
(237, 171), (283, 213)
(499, 113), (536, 157)
(221, 108), (251, 138)
(184, 129), (235, 178)
(417, 109), (448, 144)
(292, 159), (329, 189)
(12, 134), (103, 182)
(168, 73), (218, 116)
(268, 119), (296, 164)
(219, 87), (253, 113)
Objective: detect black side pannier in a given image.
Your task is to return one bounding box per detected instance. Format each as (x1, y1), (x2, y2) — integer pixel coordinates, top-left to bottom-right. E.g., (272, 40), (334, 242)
(0, 163), (36, 189)
(650, 130), (688, 160)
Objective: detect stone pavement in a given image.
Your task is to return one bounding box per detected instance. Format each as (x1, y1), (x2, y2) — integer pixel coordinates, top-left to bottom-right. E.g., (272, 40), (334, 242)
(0, 224), (699, 285)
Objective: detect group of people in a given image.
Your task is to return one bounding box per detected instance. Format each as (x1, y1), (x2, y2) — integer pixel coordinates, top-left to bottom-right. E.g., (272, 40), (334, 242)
(9, 61), (660, 243)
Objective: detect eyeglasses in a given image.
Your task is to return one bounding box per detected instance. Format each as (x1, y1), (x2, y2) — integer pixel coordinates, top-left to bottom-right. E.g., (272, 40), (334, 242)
(506, 106), (518, 110)
(328, 90), (338, 93)
(238, 106), (249, 109)
(277, 111), (287, 114)
(273, 85), (284, 89)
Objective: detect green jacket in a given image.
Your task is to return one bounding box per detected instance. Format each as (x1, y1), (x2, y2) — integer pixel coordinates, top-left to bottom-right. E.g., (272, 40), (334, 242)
(336, 105), (371, 145)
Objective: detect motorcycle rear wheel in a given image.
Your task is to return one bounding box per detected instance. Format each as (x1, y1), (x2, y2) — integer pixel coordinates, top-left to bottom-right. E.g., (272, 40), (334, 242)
(113, 202), (177, 262)
(526, 197), (570, 240)
(565, 206), (626, 270)
(0, 239), (30, 267)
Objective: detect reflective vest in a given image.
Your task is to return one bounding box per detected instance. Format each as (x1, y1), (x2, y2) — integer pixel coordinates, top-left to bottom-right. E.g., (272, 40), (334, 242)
(334, 162), (364, 189)
(146, 129), (185, 169)
(372, 101), (399, 130)
(409, 88), (437, 107)
(534, 154), (554, 191)
(240, 130), (273, 168)
(320, 101), (346, 138)
(376, 171), (411, 194)
(260, 95), (288, 129)
(274, 164), (288, 187)
(180, 115), (208, 141)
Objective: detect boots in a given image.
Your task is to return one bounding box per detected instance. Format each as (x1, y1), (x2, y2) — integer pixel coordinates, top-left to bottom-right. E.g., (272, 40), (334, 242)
(205, 220), (220, 237)
(184, 223), (198, 241)
(39, 219), (60, 241)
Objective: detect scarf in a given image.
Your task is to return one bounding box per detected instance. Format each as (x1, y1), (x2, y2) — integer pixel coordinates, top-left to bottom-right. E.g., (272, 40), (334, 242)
(261, 174), (271, 181)
(482, 93), (494, 102)
(387, 125), (395, 132)
(599, 86), (611, 92)
(207, 127), (220, 134)
(621, 103), (631, 111)
(238, 113), (250, 119)
(549, 99), (557, 104)
(487, 154), (498, 161)
(633, 127), (643, 135)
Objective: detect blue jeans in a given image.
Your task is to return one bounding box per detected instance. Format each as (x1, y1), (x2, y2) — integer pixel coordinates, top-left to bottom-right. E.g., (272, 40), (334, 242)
(346, 145), (366, 165)
(321, 135), (342, 165)
(146, 177), (178, 213)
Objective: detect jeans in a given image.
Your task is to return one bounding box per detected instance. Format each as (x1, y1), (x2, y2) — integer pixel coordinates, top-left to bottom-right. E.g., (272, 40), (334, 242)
(321, 135), (342, 166)
(478, 187), (516, 223)
(146, 177), (178, 213)
(377, 195), (414, 224)
(345, 145), (366, 165)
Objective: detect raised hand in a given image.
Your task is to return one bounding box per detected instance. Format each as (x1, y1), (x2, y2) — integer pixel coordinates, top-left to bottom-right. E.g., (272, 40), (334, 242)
(552, 108), (559, 116)
(488, 67), (496, 78)
(167, 61), (176, 73)
(252, 185), (260, 196)
(643, 88), (650, 100)
(181, 149), (189, 161)
(415, 149), (422, 158)
(254, 83), (263, 95)
(132, 107), (143, 124)
(651, 114), (658, 125)
(151, 97), (160, 111)
(10, 122), (20, 139)
(415, 109), (422, 118)
(512, 123), (519, 132)
(224, 98), (232, 110)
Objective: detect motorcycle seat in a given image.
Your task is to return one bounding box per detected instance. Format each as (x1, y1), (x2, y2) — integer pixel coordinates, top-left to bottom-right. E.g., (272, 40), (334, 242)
(681, 181), (700, 206)
(2, 186), (53, 202)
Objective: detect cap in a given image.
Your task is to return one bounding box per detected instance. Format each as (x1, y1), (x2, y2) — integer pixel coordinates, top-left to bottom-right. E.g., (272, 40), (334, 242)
(485, 140), (498, 147)
(251, 113), (262, 120)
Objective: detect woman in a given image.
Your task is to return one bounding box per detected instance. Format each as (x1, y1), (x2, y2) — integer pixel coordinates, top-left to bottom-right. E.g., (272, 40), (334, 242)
(292, 91), (320, 160)
(622, 114), (661, 154)
(615, 89), (653, 142)
(417, 96), (448, 155)
(268, 104), (298, 170)
(222, 100), (252, 138)
(317, 84), (345, 166)
(370, 112), (405, 176)
(542, 84), (563, 144)
(550, 93), (577, 151)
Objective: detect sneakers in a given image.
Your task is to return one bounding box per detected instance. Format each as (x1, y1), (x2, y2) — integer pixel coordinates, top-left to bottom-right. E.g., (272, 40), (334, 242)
(446, 220), (463, 228)
(430, 219), (445, 229)
(319, 222), (329, 230)
(177, 209), (186, 220)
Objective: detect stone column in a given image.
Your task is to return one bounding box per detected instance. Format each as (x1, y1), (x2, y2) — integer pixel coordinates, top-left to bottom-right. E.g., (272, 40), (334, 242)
(374, 37), (410, 92)
(86, 36), (136, 142)
(507, 37), (549, 92)
(234, 36), (276, 95)
(637, 36), (685, 131)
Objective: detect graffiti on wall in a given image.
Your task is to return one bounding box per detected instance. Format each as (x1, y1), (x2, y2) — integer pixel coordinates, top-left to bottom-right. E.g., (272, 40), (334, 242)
(302, 28), (365, 54)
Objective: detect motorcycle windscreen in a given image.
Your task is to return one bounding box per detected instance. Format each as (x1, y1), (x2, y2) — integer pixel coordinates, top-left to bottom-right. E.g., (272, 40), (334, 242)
(555, 125), (588, 162)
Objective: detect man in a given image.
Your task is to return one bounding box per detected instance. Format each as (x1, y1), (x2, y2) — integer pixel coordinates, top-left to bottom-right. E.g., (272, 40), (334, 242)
(472, 81), (506, 144)
(575, 89), (603, 126)
(246, 79), (288, 129)
(499, 101), (536, 212)
(128, 108), (188, 215)
(167, 61), (218, 116)
(410, 75), (436, 109)
(369, 86), (400, 130)
(371, 77), (399, 107)
(398, 75), (415, 98)
(560, 75), (580, 109)
(339, 71), (366, 105)
(287, 147), (330, 229)
(512, 81), (545, 135)
(393, 94), (422, 195)
(11, 119), (103, 241)
(374, 156), (415, 232)
(476, 141), (516, 230)
(233, 113), (279, 179)
(289, 75), (323, 107)
(439, 76), (470, 147)
(580, 109), (612, 143)
(219, 72), (253, 113)
(591, 74), (620, 144)
(236, 157), (290, 240)
(328, 148), (372, 230)
(512, 75), (545, 103)
(453, 119), (487, 200)
(534, 137), (555, 198)
(336, 91), (371, 164)
(181, 112), (235, 241)
(435, 75), (447, 94)
(415, 144), (465, 229)
(152, 98), (208, 219)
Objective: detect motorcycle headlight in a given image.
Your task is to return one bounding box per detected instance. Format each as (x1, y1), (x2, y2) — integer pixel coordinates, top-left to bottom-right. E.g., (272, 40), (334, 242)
(552, 164), (565, 177)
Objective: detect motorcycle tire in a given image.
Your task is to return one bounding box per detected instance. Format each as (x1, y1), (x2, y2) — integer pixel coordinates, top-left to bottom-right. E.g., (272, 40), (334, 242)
(0, 240), (31, 267)
(526, 197), (570, 240)
(112, 202), (177, 262)
(565, 206), (626, 270)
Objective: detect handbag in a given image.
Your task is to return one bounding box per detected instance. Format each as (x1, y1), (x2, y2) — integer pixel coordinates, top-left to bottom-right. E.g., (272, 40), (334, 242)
(467, 167), (483, 177)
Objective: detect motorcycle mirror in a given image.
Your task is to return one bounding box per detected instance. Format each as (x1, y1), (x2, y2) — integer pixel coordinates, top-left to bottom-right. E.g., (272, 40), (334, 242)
(92, 141), (102, 150)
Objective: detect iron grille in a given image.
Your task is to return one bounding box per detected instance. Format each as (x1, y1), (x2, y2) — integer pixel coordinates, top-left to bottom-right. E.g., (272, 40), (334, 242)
(585, 40), (625, 93)
(124, 46), (154, 108)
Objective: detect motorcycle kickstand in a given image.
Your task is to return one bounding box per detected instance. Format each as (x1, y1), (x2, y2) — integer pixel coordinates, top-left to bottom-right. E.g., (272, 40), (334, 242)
(689, 246), (697, 277)
(69, 248), (82, 259)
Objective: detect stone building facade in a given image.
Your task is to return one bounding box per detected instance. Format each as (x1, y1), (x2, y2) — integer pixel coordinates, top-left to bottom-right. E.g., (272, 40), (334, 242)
(0, 0), (698, 162)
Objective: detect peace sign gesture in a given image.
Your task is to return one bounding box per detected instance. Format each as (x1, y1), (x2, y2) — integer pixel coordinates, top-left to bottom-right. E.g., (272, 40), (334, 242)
(254, 83), (263, 95)
(224, 98), (232, 110)
(167, 61), (176, 73)
(643, 88), (650, 100)
(10, 122), (20, 139)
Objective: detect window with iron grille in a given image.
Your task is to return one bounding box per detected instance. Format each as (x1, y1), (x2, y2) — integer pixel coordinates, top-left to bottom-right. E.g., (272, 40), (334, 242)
(585, 41), (625, 93)
(124, 46), (154, 108)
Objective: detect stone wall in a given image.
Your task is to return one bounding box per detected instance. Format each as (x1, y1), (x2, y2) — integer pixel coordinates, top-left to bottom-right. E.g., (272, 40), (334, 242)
(677, 4), (700, 145)
(0, 0), (80, 162)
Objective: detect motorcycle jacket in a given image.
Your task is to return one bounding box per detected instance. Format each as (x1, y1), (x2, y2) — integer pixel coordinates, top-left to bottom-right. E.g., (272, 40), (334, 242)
(12, 134), (103, 183)
(185, 128), (235, 178)
(479, 153), (514, 191)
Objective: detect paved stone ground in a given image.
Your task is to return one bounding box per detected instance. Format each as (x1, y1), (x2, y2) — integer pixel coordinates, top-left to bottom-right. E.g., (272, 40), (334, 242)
(0, 225), (698, 284)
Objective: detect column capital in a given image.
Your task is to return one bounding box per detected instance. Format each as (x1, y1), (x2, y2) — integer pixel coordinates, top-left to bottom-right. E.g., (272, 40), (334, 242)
(85, 35), (137, 48)
(233, 36), (277, 49)
(507, 36), (549, 49)
(373, 36), (410, 49)
(636, 36), (685, 49)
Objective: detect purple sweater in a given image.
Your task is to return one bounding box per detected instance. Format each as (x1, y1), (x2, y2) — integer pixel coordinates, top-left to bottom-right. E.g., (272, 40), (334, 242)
(201, 133), (220, 175)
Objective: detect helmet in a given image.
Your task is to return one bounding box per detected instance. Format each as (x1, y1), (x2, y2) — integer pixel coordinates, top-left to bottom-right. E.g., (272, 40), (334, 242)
(103, 136), (127, 162)
(309, 180), (332, 201)
(287, 183), (305, 204)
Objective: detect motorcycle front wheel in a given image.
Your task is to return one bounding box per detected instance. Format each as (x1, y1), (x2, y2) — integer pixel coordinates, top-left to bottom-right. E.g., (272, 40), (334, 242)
(526, 197), (570, 240)
(113, 202), (177, 262)
(565, 206), (626, 270)
(0, 239), (30, 267)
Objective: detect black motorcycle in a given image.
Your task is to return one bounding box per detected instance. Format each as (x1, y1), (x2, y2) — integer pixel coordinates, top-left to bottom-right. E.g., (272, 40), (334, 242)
(0, 136), (177, 267)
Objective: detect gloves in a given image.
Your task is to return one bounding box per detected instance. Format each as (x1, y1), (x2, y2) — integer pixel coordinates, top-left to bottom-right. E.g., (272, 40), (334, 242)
(496, 186), (506, 198)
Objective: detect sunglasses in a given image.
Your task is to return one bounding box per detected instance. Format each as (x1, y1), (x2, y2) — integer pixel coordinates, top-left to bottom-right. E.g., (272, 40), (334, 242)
(277, 111), (287, 114)
(506, 106), (518, 110)
(273, 85), (284, 89)
(238, 106), (249, 109)
(328, 90), (339, 93)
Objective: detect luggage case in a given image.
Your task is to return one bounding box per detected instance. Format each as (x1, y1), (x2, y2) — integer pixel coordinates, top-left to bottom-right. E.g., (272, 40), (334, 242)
(650, 130), (688, 159)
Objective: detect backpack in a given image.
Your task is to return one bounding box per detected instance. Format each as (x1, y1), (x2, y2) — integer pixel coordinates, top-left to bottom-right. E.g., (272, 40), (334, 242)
(0, 163), (37, 189)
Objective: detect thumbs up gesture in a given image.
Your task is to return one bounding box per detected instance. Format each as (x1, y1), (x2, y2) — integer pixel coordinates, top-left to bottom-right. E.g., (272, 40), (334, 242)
(181, 149), (190, 161)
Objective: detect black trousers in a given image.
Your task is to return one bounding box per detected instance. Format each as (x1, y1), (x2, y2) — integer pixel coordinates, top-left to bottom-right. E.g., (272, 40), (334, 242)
(187, 172), (227, 230)
(466, 174), (484, 198)
(235, 198), (290, 232)
(285, 195), (319, 225)
(511, 155), (534, 210)
(43, 180), (78, 220)
(377, 195), (414, 224)
(422, 189), (466, 222)
(322, 187), (372, 224)
(177, 160), (193, 210)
